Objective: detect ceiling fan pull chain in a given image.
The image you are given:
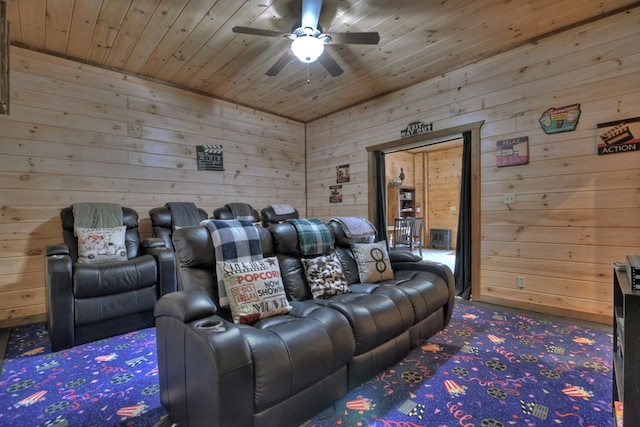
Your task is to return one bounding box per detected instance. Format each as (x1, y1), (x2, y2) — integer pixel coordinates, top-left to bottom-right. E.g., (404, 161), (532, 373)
(307, 64), (311, 84)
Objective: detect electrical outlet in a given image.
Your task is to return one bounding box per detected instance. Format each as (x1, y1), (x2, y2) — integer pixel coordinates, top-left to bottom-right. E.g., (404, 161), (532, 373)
(517, 276), (526, 289)
(503, 193), (516, 204)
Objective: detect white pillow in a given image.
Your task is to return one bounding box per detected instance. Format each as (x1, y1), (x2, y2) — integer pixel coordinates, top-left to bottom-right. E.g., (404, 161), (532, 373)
(301, 252), (350, 298)
(351, 241), (394, 283)
(218, 256), (292, 324)
(75, 226), (127, 264)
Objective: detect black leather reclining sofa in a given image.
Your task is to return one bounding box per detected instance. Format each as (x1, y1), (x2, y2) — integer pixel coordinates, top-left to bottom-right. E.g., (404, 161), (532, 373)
(154, 220), (455, 427)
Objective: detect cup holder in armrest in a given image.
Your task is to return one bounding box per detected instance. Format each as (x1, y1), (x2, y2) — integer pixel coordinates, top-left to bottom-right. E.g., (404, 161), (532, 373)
(197, 319), (225, 333)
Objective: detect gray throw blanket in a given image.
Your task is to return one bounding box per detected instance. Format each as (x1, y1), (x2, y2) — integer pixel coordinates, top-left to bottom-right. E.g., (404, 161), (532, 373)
(226, 203), (255, 220)
(269, 203), (296, 215)
(166, 202), (202, 229)
(72, 203), (123, 229)
(328, 216), (377, 238)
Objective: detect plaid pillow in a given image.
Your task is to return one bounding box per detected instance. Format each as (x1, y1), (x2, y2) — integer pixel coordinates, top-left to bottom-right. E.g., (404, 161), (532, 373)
(202, 219), (263, 307)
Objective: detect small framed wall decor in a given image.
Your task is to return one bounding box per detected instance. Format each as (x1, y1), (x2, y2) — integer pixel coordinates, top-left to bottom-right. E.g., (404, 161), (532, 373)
(496, 136), (529, 167)
(539, 104), (581, 134)
(597, 117), (640, 155)
(330, 185), (343, 203)
(196, 145), (224, 171)
(336, 164), (350, 183)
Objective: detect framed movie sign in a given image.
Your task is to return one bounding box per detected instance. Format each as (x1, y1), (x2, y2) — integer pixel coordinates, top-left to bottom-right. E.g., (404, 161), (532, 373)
(196, 144), (224, 171)
(596, 117), (640, 155)
(330, 185), (343, 203)
(336, 164), (350, 183)
(496, 136), (529, 168)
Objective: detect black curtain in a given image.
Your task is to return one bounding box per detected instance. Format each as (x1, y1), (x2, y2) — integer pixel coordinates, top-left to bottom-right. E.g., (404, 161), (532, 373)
(454, 131), (472, 299)
(373, 151), (388, 243)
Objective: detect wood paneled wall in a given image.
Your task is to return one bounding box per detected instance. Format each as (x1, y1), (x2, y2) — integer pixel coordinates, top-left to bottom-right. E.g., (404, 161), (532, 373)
(0, 47), (305, 328)
(385, 151), (415, 188)
(1, 8), (639, 328)
(424, 143), (462, 249)
(306, 8), (640, 324)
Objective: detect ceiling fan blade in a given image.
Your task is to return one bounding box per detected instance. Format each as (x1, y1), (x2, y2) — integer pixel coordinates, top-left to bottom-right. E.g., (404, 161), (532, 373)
(232, 26), (288, 38)
(317, 51), (343, 77)
(325, 32), (380, 45)
(301, 0), (323, 29)
(265, 49), (295, 76)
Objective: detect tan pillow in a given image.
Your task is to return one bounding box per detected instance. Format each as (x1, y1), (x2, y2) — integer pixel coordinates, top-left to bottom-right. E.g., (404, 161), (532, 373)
(75, 226), (127, 264)
(351, 241), (394, 283)
(218, 256), (292, 324)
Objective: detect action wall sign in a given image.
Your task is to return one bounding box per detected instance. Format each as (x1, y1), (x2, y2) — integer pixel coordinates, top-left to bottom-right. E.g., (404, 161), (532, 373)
(596, 117), (640, 155)
(539, 104), (581, 134)
(401, 121), (433, 138)
(197, 144), (223, 171)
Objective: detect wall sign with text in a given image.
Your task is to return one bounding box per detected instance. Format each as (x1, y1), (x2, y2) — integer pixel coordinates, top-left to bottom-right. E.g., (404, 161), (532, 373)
(496, 136), (529, 168)
(197, 145), (224, 171)
(330, 185), (342, 203)
(401, 121), (433, 138)
(597, 117), (640, 155)
(336, 164), (350, 183)
(539, 104), (581, 134)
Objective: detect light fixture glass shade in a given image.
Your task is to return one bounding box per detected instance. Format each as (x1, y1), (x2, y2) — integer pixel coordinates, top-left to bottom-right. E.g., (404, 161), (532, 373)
(291, 36), (324, 63)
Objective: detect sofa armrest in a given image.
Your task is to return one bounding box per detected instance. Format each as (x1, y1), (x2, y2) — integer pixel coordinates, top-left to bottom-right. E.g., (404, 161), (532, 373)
(391, 259), (456, 327)
(155, 289), (217, 321)
(142, 240), (177, 296)
(392, 259), (453, 284)
(388, 251), (422, 263)
(46, 243), (70, 257)
(155, 291), (253, 426)
(45, 244), (74, 351)
(142, 237), (167, 249)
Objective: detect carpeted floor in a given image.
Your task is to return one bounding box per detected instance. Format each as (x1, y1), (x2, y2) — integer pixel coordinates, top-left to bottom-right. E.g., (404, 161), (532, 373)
(304, 301), (614, 427)
(0, 325), (167, 427)
(0, 300), (613, 427)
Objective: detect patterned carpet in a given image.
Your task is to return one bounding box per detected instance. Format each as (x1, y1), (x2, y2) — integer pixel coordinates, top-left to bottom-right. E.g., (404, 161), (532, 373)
(0, 301), (613, 427)
(0, 326), (166, 427)
(305, 301), (613, 427)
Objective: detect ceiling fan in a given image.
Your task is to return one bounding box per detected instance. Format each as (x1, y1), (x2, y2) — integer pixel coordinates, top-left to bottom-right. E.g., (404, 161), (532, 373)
(232, 0), (380, 77)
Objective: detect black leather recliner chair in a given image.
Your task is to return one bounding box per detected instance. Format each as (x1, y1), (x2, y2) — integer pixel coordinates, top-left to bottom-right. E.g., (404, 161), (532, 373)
(260, 204), (299, 227)
(213, 202), (261, 222)
(327, 220), (454, 347)
(45, 205), (177, 351)
(149, 203), (209, 250)
(156, 225), (355, 427)
(155, 219), (455, 426)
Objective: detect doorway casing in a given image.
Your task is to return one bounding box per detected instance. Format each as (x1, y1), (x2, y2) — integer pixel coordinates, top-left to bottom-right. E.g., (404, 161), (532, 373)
(366, 121), (483, 300)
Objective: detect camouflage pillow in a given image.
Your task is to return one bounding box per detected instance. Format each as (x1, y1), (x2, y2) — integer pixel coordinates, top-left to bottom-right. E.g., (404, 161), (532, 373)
(301, 252), (350, 299)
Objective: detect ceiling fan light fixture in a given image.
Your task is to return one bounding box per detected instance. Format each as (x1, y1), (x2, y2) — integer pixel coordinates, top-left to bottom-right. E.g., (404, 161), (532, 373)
(291, 35), (324, 63)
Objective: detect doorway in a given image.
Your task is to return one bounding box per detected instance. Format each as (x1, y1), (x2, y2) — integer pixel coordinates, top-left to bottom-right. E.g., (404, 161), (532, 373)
(366, 121), (483, 300)
(385, 139), (463, 258)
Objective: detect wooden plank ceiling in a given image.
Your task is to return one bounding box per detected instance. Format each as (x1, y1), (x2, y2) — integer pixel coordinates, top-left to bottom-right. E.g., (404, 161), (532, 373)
(5, 0), (638, 122)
